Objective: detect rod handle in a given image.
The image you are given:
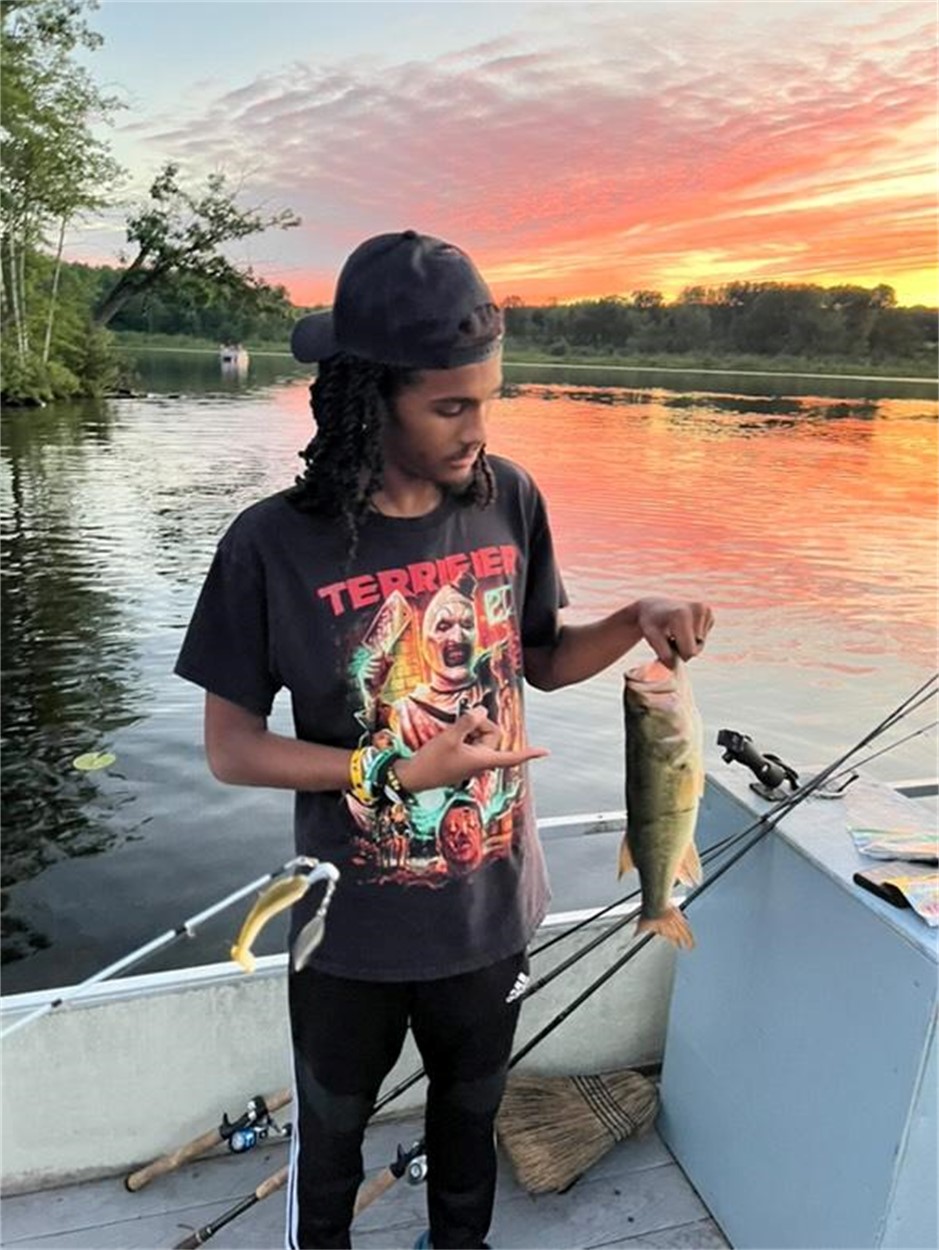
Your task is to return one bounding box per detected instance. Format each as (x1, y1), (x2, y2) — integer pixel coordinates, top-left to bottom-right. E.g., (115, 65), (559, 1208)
(256, 1164), (289, 1201)
(124, 1089), (292, 1191)
(125, 1125), (223, 1192)
(353, 1165), (399, 1215)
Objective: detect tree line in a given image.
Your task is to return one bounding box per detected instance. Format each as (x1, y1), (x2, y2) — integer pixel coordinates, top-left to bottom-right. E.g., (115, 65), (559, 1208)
(502, 284), (937, 365)
(39, 266), (937, 370)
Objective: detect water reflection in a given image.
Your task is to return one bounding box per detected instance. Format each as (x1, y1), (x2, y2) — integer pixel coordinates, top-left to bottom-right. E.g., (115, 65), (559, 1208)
(504, 361), (938, 402)
(1, 404), (145, 961)
(123, 348), (307, 395)
(0, 356), (935, 990)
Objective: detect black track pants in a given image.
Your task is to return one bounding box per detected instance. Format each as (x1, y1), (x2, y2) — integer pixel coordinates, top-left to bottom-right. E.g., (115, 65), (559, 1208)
(285, 950), (527, 1250)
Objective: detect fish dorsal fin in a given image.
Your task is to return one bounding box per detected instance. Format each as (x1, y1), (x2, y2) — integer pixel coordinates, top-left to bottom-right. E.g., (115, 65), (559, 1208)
(675, 840), (703, 887)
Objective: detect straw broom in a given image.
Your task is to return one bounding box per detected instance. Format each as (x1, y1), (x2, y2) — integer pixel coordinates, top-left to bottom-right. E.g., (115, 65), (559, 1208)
(496, 1069), (659, 1193)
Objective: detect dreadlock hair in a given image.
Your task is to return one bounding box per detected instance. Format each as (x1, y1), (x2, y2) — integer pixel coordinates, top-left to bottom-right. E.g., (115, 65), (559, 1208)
(286, 352), (497, 561)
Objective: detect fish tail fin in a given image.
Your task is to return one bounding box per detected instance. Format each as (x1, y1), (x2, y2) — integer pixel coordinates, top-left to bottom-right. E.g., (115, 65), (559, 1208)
(230, 943), (256, 974)
(676, 840), (703, 887)
(636, 906), (695, 951)
(617, 830), (636, 879)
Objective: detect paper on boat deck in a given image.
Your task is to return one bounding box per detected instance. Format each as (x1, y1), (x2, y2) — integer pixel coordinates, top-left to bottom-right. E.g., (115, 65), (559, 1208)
(849, 826), (939, 864)
(853, 861), (939, 927)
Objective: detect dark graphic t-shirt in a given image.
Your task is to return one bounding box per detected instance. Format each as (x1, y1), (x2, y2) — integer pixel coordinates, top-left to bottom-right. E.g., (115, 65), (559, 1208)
(175, 456), (566, 980)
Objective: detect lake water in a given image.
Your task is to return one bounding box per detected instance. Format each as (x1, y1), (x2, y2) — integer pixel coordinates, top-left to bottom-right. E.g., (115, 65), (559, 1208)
(2, 353), (936, 993)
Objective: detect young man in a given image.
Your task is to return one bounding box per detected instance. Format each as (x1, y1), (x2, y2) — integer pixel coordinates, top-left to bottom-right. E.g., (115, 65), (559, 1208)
(175, 230), (713, 1250)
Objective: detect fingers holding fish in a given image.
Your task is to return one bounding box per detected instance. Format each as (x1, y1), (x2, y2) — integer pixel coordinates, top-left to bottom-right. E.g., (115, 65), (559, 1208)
(635, 597), (714, 665)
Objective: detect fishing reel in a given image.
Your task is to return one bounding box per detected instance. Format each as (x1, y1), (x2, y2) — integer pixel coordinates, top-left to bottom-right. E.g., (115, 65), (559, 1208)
(219, 1094), (291, 1154)
(387, 1139), (428, 1185)
(406, 1154), (429, 1185)
(717, 729), (800, 801)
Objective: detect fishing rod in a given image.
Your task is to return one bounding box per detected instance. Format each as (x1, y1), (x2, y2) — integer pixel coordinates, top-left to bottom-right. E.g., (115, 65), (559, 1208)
(374, 671), (938, 1111)
(498, 672), (938, 1067)
(161, 673), (938, 1246)
(371, 779), (818, 1115)
(534, 671), (938, 958)
(191, 813), (778, 1250)
(0, 856), (337, 1042)
(173, 1137), (426, 1250)
(125, 1090), (293, 1193)
(833, 719), (937, 778)
(509, 816), (775, 1070)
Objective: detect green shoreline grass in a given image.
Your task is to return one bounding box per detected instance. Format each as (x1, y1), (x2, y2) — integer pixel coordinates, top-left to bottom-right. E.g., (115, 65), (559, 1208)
(112, 331), (938, 383)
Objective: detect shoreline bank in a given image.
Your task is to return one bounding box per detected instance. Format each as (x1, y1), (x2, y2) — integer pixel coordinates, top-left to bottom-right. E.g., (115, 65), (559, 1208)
(112, 336), (938, 386)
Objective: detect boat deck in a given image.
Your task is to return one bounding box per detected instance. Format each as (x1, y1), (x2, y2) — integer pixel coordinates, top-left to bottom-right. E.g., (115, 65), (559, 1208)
(1, 1112), (727, 1249)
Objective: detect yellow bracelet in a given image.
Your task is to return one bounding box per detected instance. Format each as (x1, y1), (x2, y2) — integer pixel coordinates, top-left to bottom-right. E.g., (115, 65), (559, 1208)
(348, 748), (371, 804)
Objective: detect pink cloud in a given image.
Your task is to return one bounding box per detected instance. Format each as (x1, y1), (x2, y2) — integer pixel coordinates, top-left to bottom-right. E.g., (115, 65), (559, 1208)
(104, 0), (937, 304)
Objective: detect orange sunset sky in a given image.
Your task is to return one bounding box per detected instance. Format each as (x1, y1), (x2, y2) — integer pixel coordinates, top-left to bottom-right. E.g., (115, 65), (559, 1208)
(74, 1), (938, 308)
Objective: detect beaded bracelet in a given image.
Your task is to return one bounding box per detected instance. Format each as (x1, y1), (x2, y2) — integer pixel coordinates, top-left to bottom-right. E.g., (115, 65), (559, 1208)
(382, 762), (410, 804)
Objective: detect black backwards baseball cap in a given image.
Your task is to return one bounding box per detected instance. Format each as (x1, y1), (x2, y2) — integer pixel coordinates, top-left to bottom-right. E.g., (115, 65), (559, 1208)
(290, 230), (504, 370)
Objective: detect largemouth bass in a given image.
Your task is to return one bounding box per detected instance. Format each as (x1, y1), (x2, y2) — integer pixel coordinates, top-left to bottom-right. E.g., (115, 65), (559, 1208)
(619, 658), (704, 950)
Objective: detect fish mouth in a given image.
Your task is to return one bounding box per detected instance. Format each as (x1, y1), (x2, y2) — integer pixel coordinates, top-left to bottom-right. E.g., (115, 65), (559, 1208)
(625, 657), (686, 692)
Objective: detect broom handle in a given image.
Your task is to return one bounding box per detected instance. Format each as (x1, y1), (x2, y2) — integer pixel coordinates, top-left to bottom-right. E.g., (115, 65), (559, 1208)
(126, 1089), (292, 1191)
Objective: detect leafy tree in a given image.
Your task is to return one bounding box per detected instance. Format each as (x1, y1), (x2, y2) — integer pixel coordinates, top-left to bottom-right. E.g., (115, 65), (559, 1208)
(630, 290), (664, 311)
(868, 306), (921, 359)
(666, 303), (712, 353)
(89, 260), (297, 343)
(1, 0), (122, 389)
(93, 163), (300, 327)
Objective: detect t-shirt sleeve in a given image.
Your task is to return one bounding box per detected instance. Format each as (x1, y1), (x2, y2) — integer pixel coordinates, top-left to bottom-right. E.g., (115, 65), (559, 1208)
(174, 533), (281, 717)
(521, 484), (569, 649)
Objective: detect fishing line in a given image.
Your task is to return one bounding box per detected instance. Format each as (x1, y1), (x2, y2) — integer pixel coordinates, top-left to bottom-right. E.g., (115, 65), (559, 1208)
(376, 672), (936, 1113)
(533, 671), (937, 959)
(828, 719), (937, 781)
(100, 674), (939, 1248)
(509, 820), (775, 1070)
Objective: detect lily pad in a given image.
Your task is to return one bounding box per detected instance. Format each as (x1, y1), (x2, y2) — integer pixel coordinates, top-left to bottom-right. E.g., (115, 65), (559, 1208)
(73, 752), (117, 772)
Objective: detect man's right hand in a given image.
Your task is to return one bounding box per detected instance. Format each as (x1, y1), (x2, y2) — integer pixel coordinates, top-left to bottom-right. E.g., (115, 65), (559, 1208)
(395, 707), (548, 793)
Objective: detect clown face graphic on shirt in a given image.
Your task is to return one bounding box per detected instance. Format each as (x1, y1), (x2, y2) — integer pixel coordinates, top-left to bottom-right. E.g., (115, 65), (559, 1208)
(331, 553), (528, 886)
